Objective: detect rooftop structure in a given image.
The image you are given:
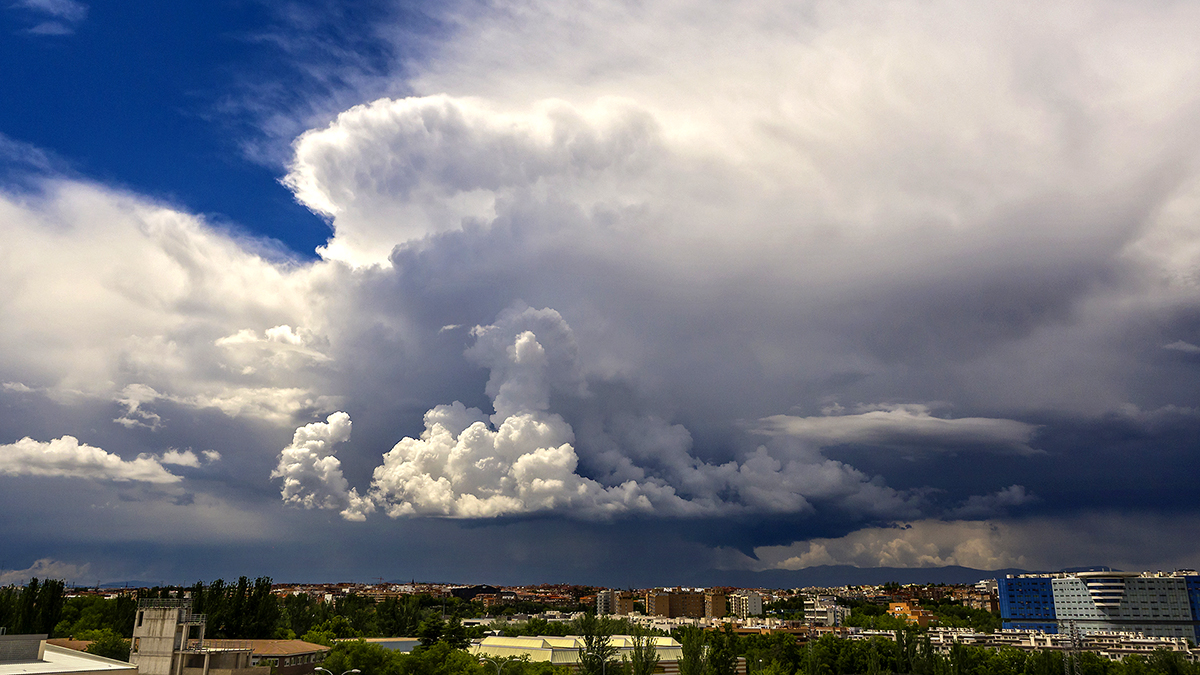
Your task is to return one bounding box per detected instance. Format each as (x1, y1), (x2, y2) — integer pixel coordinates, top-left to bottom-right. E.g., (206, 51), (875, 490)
(0, 635), (137, 675)
(471, 635), (747, 675)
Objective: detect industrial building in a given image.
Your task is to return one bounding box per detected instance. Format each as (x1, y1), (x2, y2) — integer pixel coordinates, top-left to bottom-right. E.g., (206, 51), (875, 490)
(999, 569), (1200, 640)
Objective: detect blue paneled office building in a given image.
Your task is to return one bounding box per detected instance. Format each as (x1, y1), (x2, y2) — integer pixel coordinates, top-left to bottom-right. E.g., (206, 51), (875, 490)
(999, 570), (1200, 641)
(998, 575), (1058, 633)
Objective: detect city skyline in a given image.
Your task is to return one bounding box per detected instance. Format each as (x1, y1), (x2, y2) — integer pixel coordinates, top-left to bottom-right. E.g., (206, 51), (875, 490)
(2, 0), (1200, 586)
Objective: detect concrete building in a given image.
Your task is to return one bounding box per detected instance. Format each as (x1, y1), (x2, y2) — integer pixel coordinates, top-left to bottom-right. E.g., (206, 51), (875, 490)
(0, 634), (137, 675)
(596, 591), (636, 616)
(729, 592), (762, 619)
(202, 642), (328, 675)
(704, 592), (727, 619)
(999, 569), (1200, 640)
(803, 597), (849, 627)
(129, 603), (328, 675)
(645, 590), (704, 619)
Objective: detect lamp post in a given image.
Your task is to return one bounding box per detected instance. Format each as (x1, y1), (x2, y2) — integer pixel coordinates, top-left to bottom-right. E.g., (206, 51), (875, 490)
(583, 650), (608, 675)
(479, 657), (512, 675)
(314, 668), (360, 675)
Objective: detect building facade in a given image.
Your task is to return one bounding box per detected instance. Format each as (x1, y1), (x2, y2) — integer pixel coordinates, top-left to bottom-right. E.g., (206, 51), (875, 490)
(645, 590), (705, 618)
(704, 592), (727, 619)
(596, 591), (636, 616)
(729, 592), (762, 619)
(999, 570), (1200, 640)
(804, 597), (850, 627)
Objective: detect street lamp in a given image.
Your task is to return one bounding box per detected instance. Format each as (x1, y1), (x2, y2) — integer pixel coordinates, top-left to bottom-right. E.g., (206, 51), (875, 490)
(314, 668), (360, 675)
(583, 650), (608, 675)
(479, 657), (512, 675)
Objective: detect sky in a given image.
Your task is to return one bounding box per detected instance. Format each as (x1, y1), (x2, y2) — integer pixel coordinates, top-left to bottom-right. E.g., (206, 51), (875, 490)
(1, 0), (1199, 589)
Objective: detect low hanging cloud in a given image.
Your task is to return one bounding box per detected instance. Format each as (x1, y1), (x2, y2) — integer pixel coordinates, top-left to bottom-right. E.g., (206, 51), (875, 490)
(0, 436), (182, 483)
(747, 511), (1200, 573)
(948, 484), (1036, 519)
(754, 404), (1040, 455)
(276, 306), (922, 521)
(0, 558), (90, 586)
(751, 520), (1031, 571)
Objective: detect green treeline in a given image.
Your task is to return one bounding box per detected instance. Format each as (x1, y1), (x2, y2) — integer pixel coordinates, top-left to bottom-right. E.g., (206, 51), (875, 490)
(0, 578), (67, 635)
(1, 577), (586, 642)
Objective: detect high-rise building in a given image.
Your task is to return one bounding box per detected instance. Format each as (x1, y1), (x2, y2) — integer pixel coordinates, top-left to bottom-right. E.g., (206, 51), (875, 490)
(999, 569), (1200, 641)
(729, 592), (762, 619)
(597, 591), (636, 615)
(645, 589), (705, 618)
(705, 592), (727, 619)
(804, 596), (850, 627)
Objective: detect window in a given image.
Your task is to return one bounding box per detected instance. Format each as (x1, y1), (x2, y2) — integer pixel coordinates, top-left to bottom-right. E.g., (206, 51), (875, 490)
(137, 612), (144, 627)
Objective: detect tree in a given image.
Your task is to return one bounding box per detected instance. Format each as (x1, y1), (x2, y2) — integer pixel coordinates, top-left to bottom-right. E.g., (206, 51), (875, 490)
(676, 626), (708, 675)
(80, 628), (131, 662)
(577, 613), (617, 675)
(624, 623), (660, 675)
(418, 615), (446, 647)
(704, 625), (738, 675)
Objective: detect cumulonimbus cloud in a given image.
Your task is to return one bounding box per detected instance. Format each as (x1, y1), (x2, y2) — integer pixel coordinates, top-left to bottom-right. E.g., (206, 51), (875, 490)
(0, 436), (182, 483)
(275, 306), (922, 521)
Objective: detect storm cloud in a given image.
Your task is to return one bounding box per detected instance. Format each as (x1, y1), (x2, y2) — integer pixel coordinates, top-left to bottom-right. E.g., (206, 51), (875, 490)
(2, 0), (1200, 582)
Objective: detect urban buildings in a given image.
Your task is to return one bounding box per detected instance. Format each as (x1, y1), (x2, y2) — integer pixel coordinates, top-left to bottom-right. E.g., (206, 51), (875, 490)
(729, 592), (762, 619)
(595, 590), (636, 616)
(704, 592), (727, 619)
(887, 602), (936, 628)
(999, 569), (1200, 640)
(803, 597), (850, 627)
(645, 590), (706, 619)
(471, 635), (748, 675)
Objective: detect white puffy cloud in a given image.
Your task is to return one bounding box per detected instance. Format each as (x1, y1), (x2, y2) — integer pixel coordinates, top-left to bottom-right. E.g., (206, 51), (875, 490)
(159, 449), (201, 467)
(753, 404), (1040, 455)
(0, 436), (181, 483)
(368, 403), (665, 518)
(272, 411), (373, 521)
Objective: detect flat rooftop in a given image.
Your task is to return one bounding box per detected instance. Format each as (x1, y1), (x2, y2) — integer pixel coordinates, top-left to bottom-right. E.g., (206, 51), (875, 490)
(0, 644), (136, 675)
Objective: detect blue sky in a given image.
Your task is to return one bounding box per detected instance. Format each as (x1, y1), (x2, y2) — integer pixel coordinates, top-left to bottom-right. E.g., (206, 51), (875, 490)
(2, 0), (1200, 587)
